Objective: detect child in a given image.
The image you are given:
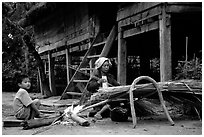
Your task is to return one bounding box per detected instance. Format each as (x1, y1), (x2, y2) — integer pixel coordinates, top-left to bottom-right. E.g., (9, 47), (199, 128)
(13, 73), (42, 120)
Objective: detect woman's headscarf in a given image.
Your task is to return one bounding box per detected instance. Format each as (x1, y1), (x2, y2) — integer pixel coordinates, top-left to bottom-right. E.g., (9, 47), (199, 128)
(95, 57), (112, 69)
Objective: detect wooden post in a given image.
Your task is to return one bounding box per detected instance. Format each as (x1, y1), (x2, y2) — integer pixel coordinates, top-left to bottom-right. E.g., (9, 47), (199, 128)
(118, 27), (127, 85)
(185, 36), (188, 62)
(48, 50), (56, 96)
(44, 61), (47, 74)
(159, 5), (172, 82)
(37, 67), (44, 95)
(66, 48), (71, 84)
(88, 42), (95, 77)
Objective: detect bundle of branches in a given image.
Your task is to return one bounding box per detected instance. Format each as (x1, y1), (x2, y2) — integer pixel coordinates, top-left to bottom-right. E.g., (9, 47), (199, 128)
(87, 86), (130, 105)
(163, 92), (202, 119)
(84, 80), (202, 118)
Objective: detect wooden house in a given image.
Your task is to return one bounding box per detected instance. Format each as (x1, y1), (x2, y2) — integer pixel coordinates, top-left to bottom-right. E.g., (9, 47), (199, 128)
(20, 2), (202, 97)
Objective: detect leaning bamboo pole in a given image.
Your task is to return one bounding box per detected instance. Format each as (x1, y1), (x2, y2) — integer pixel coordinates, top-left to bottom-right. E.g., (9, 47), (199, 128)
(129, 76), (175, 128)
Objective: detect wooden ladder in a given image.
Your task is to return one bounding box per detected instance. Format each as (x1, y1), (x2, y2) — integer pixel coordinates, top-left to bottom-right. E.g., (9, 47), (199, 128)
(60, 25), (117, 100)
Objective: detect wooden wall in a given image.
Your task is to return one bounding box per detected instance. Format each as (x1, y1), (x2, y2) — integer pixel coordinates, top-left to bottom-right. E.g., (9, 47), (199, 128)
(34, 3), (93, 55)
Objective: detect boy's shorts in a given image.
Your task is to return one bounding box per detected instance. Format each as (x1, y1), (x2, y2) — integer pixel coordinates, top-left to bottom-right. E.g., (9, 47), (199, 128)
(15, 106), (32, 120)
(15, 99), (40, 120)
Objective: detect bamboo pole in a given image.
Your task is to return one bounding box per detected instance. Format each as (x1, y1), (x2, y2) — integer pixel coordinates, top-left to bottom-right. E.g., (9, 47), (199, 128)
(129, 76), (175, 128)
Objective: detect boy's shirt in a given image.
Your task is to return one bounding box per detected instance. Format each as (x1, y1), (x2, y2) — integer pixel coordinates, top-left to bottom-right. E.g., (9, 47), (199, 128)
(13, 88), (33, 114)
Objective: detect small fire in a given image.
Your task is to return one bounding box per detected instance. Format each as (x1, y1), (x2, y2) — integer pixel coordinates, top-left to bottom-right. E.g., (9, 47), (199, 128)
(64, 104), (84, 115)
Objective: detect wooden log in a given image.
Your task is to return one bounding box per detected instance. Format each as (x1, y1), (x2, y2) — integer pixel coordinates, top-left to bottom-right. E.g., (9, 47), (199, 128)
(3, 117), (23, 127)
(21, 116), (60, 130)
(70, 113), (90, 126)
(118, 27), (127, 85)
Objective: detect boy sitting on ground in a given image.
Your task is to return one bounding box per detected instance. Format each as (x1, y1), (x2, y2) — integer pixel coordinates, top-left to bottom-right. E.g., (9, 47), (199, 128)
(13, 73), (43, 120)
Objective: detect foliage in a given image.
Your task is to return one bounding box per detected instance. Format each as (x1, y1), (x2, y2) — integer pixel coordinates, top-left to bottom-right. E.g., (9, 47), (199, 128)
(174, 58), (202, 80)
(2, 2), (39, 92)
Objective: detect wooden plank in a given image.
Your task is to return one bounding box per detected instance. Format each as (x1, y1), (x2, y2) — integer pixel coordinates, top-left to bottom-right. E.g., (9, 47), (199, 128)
(119, 6), (161, 28)
(39, 110), (56, 114)
(52, 50), (66, 57)
(48, 51), (57, 95)
(123, 20), (159, 38)
(117, 2), (162, 21)
(67, 33), (90, 46)
(66, 48), (71, 84)
(166, 3), (202, 13)
(73, 80), (89, 83)
(3, 117), (23, 127)
(117, 28), (127, 85)
(93, 41), (106, 47)
(65, 92), (82, 96)
(87, 54), (100, 59)
(159, 6), (172, 81)
(37, 38), (66, 54)
(37, 33), (90, 54)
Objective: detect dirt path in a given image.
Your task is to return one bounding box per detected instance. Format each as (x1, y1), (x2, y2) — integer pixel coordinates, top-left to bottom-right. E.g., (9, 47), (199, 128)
(2, 92), (202, 135)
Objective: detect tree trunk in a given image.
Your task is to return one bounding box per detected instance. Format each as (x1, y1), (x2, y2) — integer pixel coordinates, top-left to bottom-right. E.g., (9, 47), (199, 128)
(3, 5), (52, 97)
(23, 34), (52, 97)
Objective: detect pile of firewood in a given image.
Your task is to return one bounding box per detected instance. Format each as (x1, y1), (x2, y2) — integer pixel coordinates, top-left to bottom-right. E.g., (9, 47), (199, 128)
(84, 79), (202, 118)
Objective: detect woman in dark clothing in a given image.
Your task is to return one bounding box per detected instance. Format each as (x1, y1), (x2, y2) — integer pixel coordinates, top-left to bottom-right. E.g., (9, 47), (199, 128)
(87, 57), (120, 119)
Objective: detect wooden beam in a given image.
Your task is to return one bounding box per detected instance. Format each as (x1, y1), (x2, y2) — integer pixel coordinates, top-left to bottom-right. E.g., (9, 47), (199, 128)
(66, 48), (71, 84)
(117, 2), (161, 21)
(159, 5), (172, 82)
(48, 51), (57, 95)
(52, 50), (66, 57)
(166, 3), (202, 13)
(37, 67), (44, 95)
(119, 6), (161, 28)
(37, 33), (90, 54)
(123, 20), (159, 38)
(117, 28), (127, 85)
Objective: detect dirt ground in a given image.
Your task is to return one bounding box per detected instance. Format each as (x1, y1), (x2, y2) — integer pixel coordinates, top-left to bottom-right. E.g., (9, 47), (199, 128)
(2, 92), (202, 135)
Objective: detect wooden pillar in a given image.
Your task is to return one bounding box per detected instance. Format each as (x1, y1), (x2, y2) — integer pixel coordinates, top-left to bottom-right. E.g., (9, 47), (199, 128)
(117, 27), (127, 85)
(89, 42), (96, 77)
(37, 67), (44, 95)
(159, 5), (172, 82)
(44, 60), (47, 74)
(48, 51), (56, 95)
(66, 48), (71, 84)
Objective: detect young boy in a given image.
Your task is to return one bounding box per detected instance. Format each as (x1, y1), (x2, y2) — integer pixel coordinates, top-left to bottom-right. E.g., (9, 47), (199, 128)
(13, 73), (42, 120)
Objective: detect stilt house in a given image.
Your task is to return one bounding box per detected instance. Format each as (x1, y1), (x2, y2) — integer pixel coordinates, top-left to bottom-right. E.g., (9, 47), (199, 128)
(20, 2), (202, 97)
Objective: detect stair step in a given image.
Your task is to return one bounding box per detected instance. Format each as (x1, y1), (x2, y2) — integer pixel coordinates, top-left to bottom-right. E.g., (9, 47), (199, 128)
(73, 80), (89, 83)
(87, 54), (100, 59)
(80, 68), (95, 71)
(93, 41), (106, 47)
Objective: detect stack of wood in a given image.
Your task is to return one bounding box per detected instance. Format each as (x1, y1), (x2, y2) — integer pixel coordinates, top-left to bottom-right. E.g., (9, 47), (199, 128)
(85, 79), (202, 117)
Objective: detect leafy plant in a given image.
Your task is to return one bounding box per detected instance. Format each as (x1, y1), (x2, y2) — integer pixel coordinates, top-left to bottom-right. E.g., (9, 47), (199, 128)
(175, 58), (202, 80)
